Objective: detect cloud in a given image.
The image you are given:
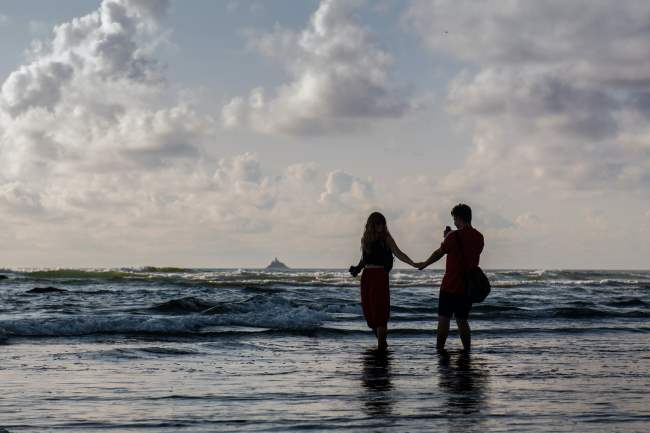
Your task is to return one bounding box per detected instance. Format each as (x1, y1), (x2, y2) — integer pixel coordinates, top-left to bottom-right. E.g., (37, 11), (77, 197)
(514, 213), (541, 228)
(0, 0), (400, 267)
(0, 14), (9, 26)
(2, 0), (170, 118)
(1, 61), (74, 116)
(0, 0), (211, 180)
(406, 0), (650, 192)
(223, 0), (412, 135)
(285, 162), (319, 184)
(0, 181), (43, 216)
(319, 169), (374, 206)
(0, 0), (218, 248)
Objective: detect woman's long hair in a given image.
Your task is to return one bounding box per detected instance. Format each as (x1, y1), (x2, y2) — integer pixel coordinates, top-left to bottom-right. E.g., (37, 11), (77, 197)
(361, 212), (389, 253)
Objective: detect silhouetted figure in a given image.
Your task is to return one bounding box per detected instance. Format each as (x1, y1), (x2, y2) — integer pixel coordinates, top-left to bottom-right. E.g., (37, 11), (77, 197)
(350, 212), (417, 349)
(417, 204), (484, 351)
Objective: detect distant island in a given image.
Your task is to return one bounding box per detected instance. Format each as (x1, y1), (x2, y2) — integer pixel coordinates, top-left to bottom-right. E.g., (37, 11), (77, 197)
(265, 257), (289, 270)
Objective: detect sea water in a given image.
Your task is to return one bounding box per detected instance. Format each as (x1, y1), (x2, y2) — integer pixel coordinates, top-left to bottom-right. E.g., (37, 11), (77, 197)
(0, 268), (649, 432)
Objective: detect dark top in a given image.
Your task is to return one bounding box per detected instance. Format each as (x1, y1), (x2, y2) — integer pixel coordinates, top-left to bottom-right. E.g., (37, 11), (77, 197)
(349, 239), (393, 276)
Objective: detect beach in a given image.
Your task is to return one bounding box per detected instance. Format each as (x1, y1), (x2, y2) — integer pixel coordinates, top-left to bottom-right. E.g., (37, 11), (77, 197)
(1, 269), (649, 432)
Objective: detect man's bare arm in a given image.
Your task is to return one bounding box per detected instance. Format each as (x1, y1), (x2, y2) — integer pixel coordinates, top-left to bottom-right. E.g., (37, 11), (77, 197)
(418, 247), (445, 270)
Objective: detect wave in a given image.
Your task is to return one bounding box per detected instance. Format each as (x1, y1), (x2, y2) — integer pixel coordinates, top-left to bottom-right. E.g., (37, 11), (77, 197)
(10, 268), (650, 293)
(0, 296), (330, 338)
(470, 306), (650, 320)
(23, 269), (137, 280)
(150, 297), (216, 313)
(606, 299), (648, 307)
(547, 307), (650, 319)
(137, 266), (195, 273)
(2, 320), (648, 342)
(81, 346), (200, 360)
(149, 294), (350, 317)
(315, 325), (650, 337)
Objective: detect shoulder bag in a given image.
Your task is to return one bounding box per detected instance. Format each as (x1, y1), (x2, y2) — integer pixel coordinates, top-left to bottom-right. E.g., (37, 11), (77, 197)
(455, 231), (491, 303)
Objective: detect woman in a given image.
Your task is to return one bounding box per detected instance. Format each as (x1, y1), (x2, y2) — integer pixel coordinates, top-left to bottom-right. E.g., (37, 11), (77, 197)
(349, 212), (417, 349)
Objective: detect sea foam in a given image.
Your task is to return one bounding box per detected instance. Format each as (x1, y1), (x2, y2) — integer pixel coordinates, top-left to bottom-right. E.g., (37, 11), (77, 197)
(0, 295), (330, 338)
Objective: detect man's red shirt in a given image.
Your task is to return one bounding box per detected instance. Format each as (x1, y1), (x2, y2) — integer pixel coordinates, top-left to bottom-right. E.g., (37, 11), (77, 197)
(440, 227), (484, 294)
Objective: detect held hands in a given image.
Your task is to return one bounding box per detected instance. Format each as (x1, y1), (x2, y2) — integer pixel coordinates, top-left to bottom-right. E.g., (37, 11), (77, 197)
(414, 261), (428, 271)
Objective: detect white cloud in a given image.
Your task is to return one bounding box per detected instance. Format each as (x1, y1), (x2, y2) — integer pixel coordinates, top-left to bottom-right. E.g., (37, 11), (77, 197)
(0, 14), (9, 26)
(223, 0), (412, 136)
(406, 0), (650, 193)
(0, 181), (43, 215)
(0, 0), (404, 267)
(0, 0), (211, 180)
(515, 213), (541, 228)
(319, 170), (374, 206)
(0, 0), (218, 258)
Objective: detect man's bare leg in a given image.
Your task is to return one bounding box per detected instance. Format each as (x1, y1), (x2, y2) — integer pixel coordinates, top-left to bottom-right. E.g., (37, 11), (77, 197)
(456, 318), (471, 352)
(376, 326), (388, 350)
(436, 316), (450, 350)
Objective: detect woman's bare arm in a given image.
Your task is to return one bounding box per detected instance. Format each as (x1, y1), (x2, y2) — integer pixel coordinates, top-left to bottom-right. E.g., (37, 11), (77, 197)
(387, 234), (417, 268)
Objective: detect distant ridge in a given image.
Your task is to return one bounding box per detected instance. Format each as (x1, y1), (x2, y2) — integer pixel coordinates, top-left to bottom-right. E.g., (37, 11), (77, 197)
(266, 257), (289, 270)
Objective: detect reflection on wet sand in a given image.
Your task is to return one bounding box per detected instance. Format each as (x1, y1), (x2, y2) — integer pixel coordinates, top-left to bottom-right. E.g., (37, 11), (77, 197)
(360, 348), (394, 418)
(437, 349), (490, 431)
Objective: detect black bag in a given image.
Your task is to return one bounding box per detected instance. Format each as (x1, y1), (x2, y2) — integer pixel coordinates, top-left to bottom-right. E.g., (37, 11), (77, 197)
(455, 231), (490, 303)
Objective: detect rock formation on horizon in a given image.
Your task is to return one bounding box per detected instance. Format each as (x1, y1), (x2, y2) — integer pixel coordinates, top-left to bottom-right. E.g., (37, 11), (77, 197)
(265, 257), (289, 270)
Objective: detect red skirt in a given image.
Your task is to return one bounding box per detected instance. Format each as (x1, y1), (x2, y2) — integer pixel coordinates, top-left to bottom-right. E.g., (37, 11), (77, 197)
(360, 268), (390, 329)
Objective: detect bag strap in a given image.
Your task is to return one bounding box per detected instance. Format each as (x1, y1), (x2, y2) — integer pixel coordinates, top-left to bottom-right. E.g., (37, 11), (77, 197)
(454, 230), (467, 270)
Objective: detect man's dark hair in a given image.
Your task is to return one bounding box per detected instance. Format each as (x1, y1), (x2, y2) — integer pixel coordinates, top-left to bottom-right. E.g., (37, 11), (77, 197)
(451, 203), (472, 224)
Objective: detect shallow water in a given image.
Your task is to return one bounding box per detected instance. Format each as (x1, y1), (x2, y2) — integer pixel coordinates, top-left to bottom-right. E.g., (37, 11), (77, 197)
(1, 268), (649, 432)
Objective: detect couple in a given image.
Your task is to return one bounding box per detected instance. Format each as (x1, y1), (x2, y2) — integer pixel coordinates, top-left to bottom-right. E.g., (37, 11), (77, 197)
(349, 204), (484, 352)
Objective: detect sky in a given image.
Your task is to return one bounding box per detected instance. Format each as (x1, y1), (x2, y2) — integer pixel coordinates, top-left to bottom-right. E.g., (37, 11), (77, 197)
(0, 0), (649, 269)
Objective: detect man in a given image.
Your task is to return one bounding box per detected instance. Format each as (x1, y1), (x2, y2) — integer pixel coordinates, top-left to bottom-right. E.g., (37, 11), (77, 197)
(416, 204), (484, 352)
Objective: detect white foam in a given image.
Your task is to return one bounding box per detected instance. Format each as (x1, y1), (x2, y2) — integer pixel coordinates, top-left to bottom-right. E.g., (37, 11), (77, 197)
(0, 297), (330, 337)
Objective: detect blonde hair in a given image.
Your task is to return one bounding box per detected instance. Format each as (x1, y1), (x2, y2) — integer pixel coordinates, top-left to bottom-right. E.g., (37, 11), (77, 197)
(361, 212), (389, 253)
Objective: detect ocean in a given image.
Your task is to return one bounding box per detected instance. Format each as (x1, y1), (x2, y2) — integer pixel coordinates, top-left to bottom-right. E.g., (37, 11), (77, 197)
(0, 268), (649, 432)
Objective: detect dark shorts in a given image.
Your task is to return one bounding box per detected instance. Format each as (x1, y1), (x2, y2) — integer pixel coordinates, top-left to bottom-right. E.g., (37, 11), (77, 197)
(438, 291), (472, 319)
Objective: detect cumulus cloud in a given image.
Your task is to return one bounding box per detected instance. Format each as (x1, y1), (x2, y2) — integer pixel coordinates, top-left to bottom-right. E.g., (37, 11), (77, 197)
(406, 0), (650, 192)
(319, 170), (374, 206)
(0, 0), (219, 254)
(0, 0), (405, 267)
(2, 0), (169, 116)
(0, 0), (213, 180)
(223, 0), (412, 135)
